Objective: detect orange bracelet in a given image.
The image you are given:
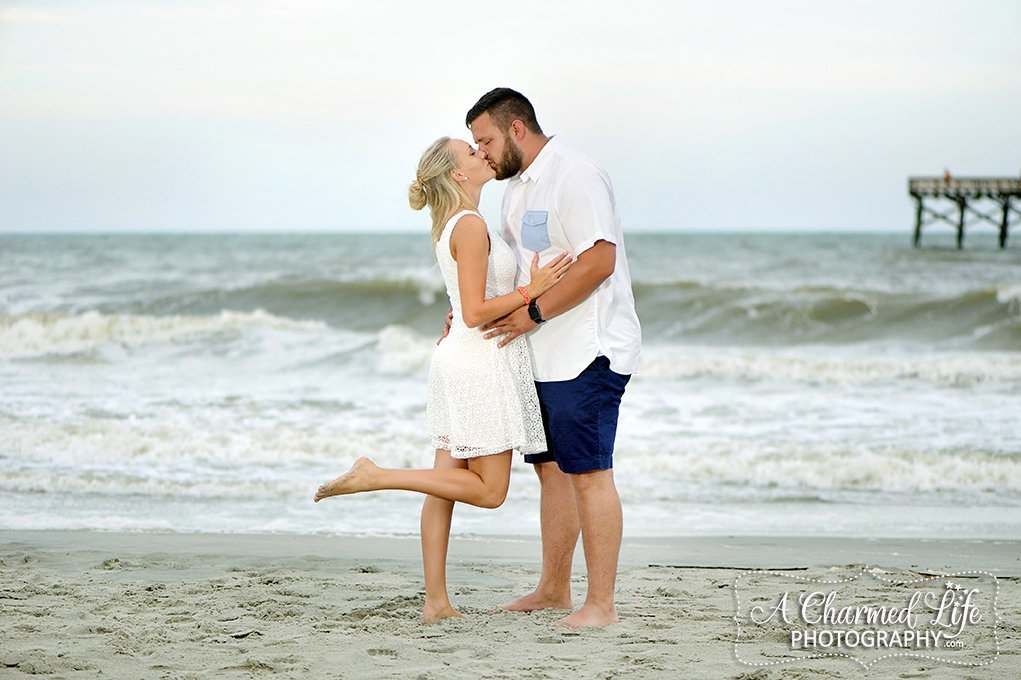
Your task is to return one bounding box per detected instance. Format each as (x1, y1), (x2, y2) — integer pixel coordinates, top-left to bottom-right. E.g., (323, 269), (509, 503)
(516, 286), (531, 304)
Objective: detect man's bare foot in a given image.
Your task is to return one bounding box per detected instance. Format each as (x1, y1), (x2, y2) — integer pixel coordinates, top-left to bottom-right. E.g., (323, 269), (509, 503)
(422, 604), (466, 625)
(553, 604), (619, 629)
(500, 590), (573, 612)
(313, 457), (378, 502)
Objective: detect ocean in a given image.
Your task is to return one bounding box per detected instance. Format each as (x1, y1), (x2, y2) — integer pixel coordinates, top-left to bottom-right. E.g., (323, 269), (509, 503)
(1, 231), (1019, 539)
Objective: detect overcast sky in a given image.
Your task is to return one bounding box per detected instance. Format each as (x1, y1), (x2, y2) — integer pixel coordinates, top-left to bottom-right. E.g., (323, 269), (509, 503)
(2, 0), (1019, 233)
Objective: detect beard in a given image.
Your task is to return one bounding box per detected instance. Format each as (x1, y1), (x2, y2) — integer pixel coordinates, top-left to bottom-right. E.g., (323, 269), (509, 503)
(492, 134), (524, 180)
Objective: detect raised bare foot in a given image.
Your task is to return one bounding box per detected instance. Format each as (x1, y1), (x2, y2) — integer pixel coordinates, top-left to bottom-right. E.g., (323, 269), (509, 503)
(313, 457), (378, 502)
(553, 604), (619, 629)
(422, 604), (467, 625)
(500, 590), (573, 612)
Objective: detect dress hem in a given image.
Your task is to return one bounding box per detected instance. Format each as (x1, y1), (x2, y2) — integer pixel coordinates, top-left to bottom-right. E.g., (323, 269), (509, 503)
(430, 437), (546, 460)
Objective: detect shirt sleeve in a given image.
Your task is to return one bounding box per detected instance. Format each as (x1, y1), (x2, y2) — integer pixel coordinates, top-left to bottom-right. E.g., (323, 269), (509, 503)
(553, 163), (618, 255)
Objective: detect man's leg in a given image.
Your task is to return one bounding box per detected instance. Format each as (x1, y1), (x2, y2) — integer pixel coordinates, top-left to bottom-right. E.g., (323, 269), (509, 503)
(556, 467), (622, 628)
(501, 461), (578, 611)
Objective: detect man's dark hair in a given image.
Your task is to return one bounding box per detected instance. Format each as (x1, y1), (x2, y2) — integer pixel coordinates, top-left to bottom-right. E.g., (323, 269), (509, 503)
(465, 88), (543, 135)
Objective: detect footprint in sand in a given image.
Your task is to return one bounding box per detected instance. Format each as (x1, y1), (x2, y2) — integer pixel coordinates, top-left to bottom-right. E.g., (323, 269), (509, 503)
(367, 648), (398, 657)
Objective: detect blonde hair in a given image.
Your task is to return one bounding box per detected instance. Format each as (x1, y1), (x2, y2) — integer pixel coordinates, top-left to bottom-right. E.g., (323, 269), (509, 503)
(408, 137), (472, 250)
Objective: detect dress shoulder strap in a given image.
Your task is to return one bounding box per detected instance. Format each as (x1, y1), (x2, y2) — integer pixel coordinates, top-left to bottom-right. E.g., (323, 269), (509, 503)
(439, 209), (484, 244)
(449, 209), (482, 227)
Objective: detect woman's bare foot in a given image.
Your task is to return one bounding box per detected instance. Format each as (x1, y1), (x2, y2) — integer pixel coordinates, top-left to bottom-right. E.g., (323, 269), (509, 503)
(313, 457), (378, 502)
(500, 589), (573, 612)
(422, 604), (466, 625)
(553, 603), (619, 629)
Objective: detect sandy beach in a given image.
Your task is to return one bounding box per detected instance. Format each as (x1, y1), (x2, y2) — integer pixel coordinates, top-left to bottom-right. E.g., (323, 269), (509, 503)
(1, 531), (1018, 679)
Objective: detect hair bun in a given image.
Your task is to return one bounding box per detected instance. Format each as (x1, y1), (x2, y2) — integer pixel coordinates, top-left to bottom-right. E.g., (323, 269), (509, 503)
(408, 180), (428, 211)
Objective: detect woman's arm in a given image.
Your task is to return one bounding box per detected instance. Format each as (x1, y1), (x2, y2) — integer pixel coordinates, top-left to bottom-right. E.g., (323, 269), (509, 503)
(449, 214), (570, 329)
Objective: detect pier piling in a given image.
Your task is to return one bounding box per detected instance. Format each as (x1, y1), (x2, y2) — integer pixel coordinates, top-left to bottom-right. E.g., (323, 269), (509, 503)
(909, 177), (1021, 249)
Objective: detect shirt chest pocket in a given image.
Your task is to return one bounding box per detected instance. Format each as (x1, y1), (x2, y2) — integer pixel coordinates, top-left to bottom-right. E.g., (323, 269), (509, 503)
(521, 210), (551, 252)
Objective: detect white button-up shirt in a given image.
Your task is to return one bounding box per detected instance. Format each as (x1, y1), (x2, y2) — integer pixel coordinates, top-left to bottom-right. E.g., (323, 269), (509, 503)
(501, 136), (641, 381)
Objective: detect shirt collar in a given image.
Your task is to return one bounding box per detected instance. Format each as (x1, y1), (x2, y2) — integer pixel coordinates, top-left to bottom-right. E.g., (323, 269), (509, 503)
(519, 135), (559, 184)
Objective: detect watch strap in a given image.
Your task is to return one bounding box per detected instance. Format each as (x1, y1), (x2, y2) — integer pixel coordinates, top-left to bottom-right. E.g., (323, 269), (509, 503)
(527, 300), (545, 324)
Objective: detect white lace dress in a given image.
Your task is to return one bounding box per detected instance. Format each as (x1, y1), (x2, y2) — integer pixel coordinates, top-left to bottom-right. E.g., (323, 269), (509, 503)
(426, 210), (547, 458)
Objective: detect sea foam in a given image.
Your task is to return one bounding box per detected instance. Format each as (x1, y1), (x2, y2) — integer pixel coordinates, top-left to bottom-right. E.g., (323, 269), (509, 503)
(0, 309), (327, 358)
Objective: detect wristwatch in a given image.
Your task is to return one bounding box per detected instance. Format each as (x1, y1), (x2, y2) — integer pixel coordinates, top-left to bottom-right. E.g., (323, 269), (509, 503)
(527, 300), (546, 324)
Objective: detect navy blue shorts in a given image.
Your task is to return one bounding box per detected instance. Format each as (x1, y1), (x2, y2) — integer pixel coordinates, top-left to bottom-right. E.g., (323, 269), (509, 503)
(524, 356), (630, 474)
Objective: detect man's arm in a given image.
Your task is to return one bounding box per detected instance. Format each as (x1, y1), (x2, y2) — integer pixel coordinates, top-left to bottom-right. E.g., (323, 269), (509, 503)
(437, 307), (453, 345)
(481, 239), (615, 347)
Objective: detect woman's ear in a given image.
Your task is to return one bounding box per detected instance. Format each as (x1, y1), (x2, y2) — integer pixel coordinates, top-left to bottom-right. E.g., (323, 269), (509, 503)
(450, 169), (468, 183)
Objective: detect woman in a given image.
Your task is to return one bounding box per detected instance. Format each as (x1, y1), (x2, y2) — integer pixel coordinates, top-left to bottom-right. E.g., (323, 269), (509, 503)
(314, 137), (571, 623)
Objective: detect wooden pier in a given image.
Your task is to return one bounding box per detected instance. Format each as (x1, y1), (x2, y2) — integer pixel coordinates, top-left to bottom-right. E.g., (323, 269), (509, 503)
(909, 176), (1021, 248)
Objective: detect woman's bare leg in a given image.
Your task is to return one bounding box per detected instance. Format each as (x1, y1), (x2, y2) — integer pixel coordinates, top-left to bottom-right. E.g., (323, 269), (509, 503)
(314, 452), (512, 509)
(421, 450), (467, 624)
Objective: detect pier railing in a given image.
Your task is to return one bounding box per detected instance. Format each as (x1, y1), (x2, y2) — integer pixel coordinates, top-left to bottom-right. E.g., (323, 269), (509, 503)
(908, 176), (1021, 248)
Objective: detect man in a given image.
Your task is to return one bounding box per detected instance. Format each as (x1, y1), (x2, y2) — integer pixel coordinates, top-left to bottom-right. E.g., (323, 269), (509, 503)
(466, 88), (641, 628)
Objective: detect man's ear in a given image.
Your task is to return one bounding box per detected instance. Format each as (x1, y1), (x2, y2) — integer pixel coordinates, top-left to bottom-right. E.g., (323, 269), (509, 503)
(509, 119), (526, 140)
